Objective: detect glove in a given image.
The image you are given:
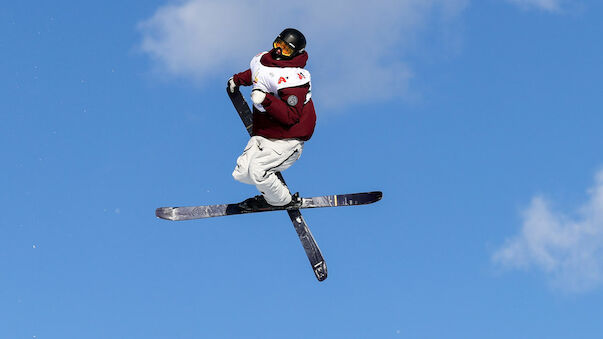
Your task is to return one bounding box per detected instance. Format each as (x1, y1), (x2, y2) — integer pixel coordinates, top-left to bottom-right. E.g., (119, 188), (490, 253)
(227, 77), (237, 94)
(251, 89), (267, 105)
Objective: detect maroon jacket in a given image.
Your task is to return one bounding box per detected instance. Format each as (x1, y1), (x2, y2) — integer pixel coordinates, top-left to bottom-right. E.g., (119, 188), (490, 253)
(232, 50), (316, 141)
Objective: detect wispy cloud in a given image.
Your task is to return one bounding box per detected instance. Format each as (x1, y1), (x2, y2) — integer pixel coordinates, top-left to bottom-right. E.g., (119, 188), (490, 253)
(505, 0), (565, 12)
(138, 1), (262, 80)
(493, 170), (603, 293)
(138, 0), (468, 108)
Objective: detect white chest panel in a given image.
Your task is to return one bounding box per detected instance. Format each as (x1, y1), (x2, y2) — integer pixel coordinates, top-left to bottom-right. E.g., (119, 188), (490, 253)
(250, 52), (311, 112)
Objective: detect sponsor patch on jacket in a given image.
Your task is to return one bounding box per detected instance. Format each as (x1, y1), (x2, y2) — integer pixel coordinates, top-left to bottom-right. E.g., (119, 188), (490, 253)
(287, 95), (298, 106)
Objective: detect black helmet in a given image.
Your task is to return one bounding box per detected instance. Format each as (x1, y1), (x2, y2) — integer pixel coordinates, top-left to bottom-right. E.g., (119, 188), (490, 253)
(272, 28), (306, 60)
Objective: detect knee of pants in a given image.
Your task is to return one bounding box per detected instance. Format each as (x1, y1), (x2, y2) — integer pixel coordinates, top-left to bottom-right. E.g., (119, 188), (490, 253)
(232, 168), (244, 182)
(232, 166), (253, 185)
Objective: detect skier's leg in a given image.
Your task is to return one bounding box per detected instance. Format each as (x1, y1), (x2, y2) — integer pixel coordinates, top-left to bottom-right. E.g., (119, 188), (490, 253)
(248, 138), (303, 206)
(253, 173), (291, 206)
(232, 137), (260, 185)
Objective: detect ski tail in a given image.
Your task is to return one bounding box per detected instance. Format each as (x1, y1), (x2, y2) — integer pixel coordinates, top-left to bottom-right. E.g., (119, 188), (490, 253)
(286, 209), (327, 281)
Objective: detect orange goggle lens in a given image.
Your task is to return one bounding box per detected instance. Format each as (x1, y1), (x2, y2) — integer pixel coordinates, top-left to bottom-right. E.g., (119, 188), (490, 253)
(273, 39), (295, 57)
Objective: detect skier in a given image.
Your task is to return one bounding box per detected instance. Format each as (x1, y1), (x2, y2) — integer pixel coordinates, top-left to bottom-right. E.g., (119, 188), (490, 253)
(228, 28), (316, 211)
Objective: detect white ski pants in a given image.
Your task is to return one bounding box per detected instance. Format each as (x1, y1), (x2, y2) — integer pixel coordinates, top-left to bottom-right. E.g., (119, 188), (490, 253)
(232, 136), (303, 206)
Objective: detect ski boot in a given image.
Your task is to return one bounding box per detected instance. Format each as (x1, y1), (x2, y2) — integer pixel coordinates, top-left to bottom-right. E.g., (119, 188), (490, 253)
(238, 192), (302, 212)
(286, 192), (302, 209)
(237, 195), (272, 212)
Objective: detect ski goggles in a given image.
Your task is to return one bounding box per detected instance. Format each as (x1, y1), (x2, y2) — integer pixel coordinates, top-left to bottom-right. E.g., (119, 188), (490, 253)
(273, 38), (295, 57)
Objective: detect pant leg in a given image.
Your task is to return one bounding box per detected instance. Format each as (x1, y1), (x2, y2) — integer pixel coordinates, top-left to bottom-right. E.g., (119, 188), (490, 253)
(234, 136), (303, 206)
(232, 137), (260, 185)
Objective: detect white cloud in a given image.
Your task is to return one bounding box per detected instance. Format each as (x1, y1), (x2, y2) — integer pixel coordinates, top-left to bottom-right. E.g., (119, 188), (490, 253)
(506, 0), (565, 12)
(138, 0), (263, 80)
(493, 170), (603, 293)
(138, 0), (468, 107)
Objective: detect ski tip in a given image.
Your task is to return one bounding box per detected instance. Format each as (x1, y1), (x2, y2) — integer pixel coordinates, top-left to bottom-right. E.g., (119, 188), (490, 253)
(359, 191), (383, 204)
(155, 207), (177, 221)
(314, 261), (328, 282)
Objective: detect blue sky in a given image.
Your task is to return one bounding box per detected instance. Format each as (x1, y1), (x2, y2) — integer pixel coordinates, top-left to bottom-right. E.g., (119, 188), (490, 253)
(3, 0), (603, 338)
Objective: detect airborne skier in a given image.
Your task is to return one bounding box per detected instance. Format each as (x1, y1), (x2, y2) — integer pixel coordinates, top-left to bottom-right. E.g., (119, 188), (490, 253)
(156, 28), (382, 281)
(227, 28), (316, 210)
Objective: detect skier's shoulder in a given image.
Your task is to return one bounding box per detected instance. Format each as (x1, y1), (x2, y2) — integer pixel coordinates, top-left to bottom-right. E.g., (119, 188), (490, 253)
(250, 51), (269, 68)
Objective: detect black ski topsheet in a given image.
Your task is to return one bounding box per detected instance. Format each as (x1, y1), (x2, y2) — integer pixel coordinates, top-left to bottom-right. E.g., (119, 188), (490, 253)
(156, 191), (382, 221)
(227, 87), (253, 135)
(227, 86), (328, 281)
(287, 210), (326, 281)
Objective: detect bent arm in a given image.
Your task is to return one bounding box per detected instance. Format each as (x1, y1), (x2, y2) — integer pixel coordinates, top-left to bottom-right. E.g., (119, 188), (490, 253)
(261, 85), (309, 127)
(232, 69), (253, 86)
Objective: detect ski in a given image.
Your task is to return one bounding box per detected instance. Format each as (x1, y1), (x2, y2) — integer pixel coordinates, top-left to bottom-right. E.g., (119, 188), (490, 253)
(228, 86), (254, 135)
(156, 191), (382, 221)
(227, 87), (328, 281)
